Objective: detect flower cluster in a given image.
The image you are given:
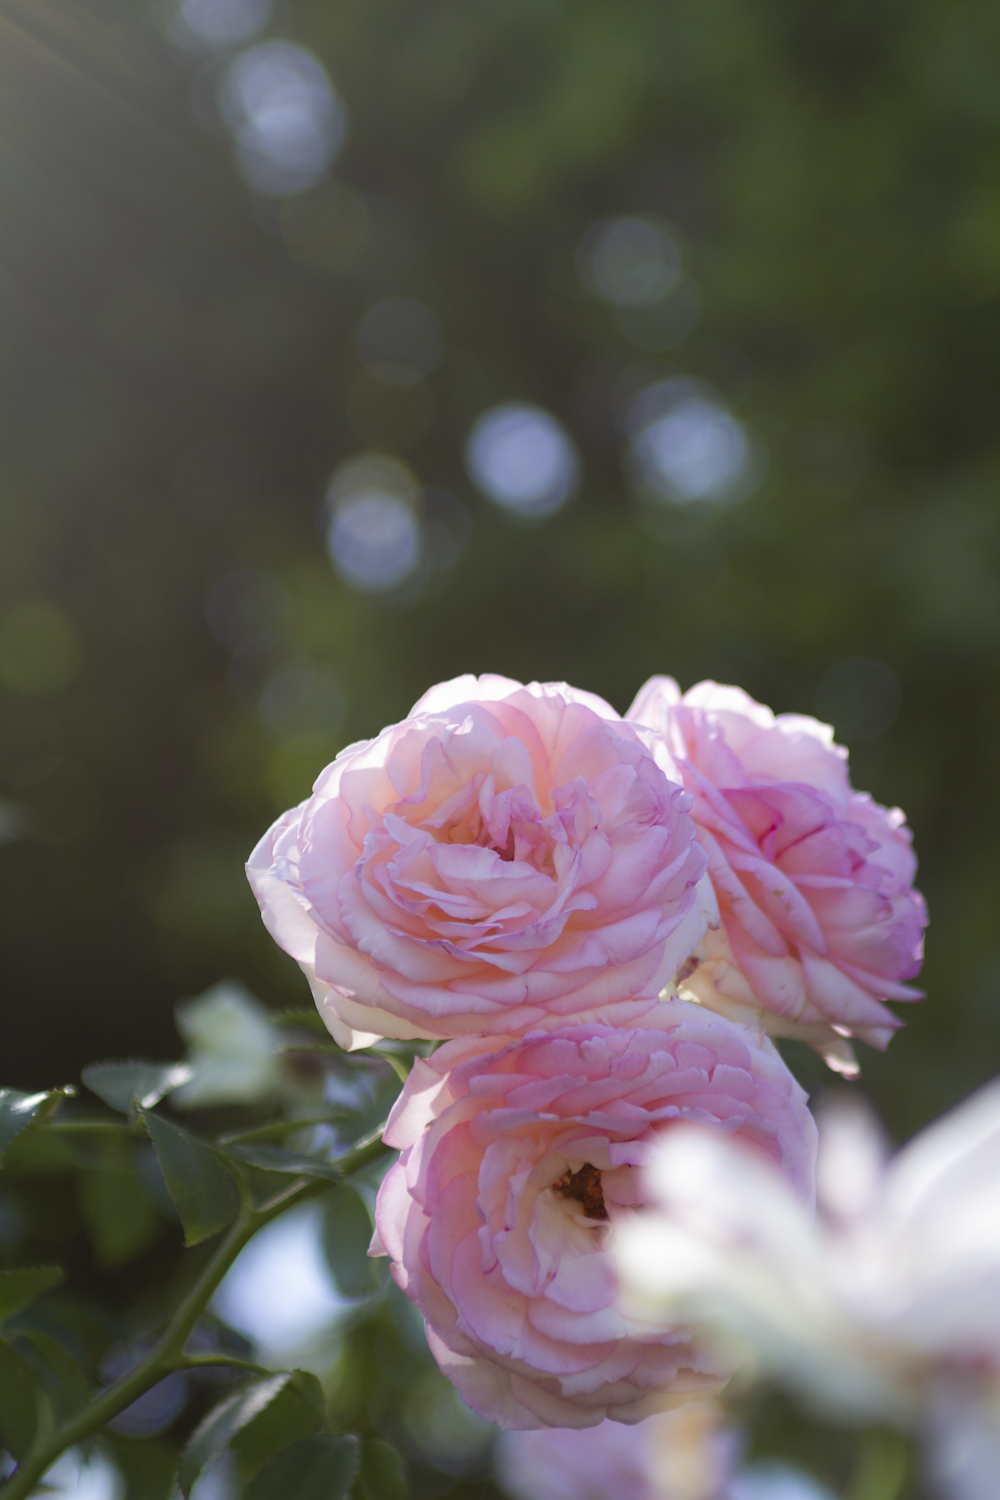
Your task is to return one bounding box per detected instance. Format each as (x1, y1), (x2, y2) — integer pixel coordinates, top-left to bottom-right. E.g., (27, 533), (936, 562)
(249, 673), (925, 1430)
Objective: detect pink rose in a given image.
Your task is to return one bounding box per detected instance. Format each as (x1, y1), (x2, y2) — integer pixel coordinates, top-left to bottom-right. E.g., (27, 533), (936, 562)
(371, 1003), (816, 1429)
(628, 678), (927, 1073)
(248, 675), (708, 1049)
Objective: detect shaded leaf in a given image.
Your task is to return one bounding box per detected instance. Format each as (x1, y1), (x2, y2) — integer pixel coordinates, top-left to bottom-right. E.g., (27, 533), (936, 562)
(14, 1330), (89, 1421)
(246, 1435), (360, 1500)
(222, 1142), (343, 1181)
(78, 1156), (163, 1269)
(0, 1337), (39, 1459)
(352, 1439), (407, 1500)
(178, 1373), (291, 1497)
(107, 1434), (178, 1500)
(0, 1088), (67, 1162)
(278, 1042), (341, 1055)
(322, 1183), (379, 1298)
(140, 1110), (238, 1247)
(274, 1010), (330, 1035)
(231, 1370), (326, 1480)
(83, 1061), (192, 1115)
(0, 1266), (63, 1324)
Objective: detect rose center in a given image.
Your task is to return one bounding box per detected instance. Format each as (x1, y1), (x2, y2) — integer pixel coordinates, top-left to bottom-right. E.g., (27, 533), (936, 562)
(554, 1162), (607, 1221)
(493, 826), (517, 861)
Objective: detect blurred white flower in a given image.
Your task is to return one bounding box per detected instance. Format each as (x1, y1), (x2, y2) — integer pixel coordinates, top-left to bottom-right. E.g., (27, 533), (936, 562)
(171, 979), (282, 1108)
(496, 1402), (737, 1500)
(615, 1083), (1000, 1499)
(495, 1402), (834, 1500)
(729, 1462), (835, 1500)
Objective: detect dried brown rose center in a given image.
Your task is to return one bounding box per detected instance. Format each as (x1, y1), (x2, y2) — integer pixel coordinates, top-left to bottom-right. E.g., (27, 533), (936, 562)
(554, 1162), (607, 1221)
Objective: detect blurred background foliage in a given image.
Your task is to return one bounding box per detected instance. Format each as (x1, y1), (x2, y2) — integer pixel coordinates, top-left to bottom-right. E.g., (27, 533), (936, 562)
(5, 0), (1000, 1127)
(3, 0), (1000, 1493)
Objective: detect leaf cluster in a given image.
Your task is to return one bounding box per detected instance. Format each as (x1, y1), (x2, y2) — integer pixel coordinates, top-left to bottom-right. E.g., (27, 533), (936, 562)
(0, 1031), (427, 1500)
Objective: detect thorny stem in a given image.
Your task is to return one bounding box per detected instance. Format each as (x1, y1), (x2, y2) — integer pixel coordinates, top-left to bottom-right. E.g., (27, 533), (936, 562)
(0, 1128), (391, 1500)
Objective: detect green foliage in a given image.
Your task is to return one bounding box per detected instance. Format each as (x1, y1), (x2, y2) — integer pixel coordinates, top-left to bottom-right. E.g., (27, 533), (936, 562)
(83, 1063), (193, 1116)
(274, 1011), (331, 1034)
(179, 1370), (324, 1495)
(0, 1090), (69, 1163)
(0, 1339), (40, 1460)
(221, 1142), (345, 1181)
(0, 1266), (63, 1323)
(245, 1435), (361, 1500)
(323, 1182), (380, 1298)
(13, 1330), (89, 1423)
(230, 1371), (327, 1480)
(107, 1436), (179, 1500)
(77, 1138), (164, 1269)
(3, 0), (1000, 1494)
(352, 1438), (408, 1500)
(139, 1110), (239, 1247)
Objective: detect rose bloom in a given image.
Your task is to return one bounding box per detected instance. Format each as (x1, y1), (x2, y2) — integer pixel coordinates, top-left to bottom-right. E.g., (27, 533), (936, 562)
(248, 675), (709, 1049)
(628, 678), (927, 1074)
(370, 1002), (816, 1429)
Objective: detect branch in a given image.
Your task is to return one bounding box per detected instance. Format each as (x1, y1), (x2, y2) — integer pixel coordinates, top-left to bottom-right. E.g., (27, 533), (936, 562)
(0, 1125), (392, 1500)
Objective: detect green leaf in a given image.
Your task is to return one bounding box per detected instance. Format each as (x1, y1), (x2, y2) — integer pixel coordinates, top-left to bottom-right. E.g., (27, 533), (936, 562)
(14, 1330), (89, 1422)
(107, 1434), (178, 1500)
(222, 1142), (344, 1181)
(179, 1371), (326, 1495)
(78, 1163), (163, 1269)
(83, 1061), (192, 1114)
(0, 1088), (66, 1162)
(274, 1009), (330, 1035)
(139, 1110), (238, 1246)
(245, 1435), (360, 1500)
(351, 1439), (407, 1500)
(231, 1370), (326, 1480)
(322, 1183), (379, 1298)
(0, 1266), (64, 1324)
(0, 1337), (39, 1459)
(178, 1373), (292, 1497)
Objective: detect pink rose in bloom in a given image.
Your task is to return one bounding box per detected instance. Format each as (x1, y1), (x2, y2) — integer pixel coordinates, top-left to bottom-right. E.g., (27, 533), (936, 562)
(248, 675), (708, 1049)
(628, 678), (927, 1073)
(371, 1002), (816, 1429)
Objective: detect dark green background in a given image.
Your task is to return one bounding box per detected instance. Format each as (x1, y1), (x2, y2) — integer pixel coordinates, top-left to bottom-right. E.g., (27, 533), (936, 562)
(3, 0), (1000, 1145)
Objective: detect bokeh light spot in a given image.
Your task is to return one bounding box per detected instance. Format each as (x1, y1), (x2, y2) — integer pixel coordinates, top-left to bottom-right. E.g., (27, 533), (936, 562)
(326, 454), (422, 592)
(629, 380), (759, 504)
(41, 1449), (123, 1500)
(579, 216), (681, 306)
(465, 403), (579, 517)
(358, 297), (445, 385)
(219, 42), (346, 197)
(171, 0), (271, 51)
(213, 1203), (343, 1355)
